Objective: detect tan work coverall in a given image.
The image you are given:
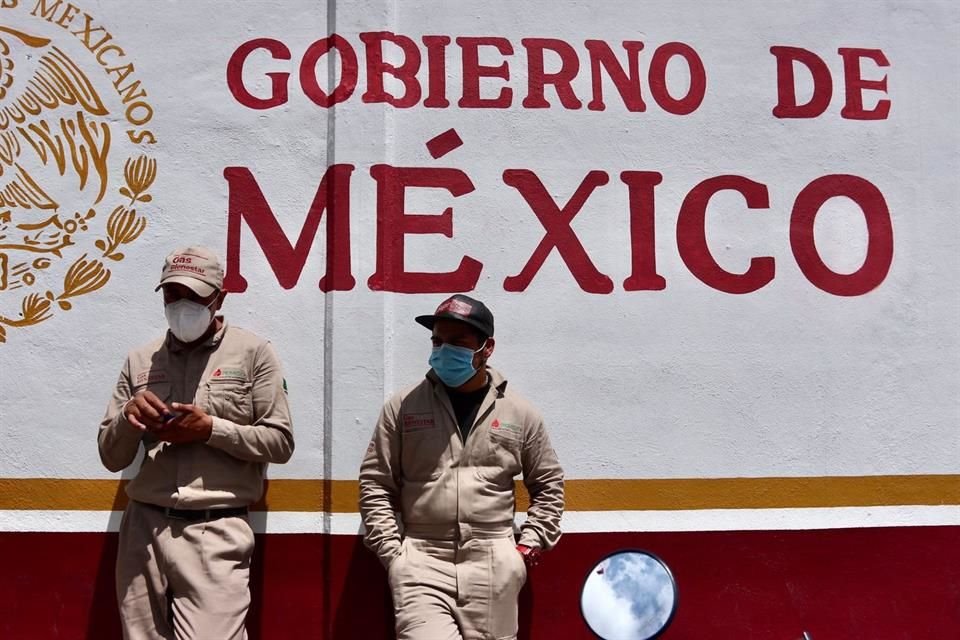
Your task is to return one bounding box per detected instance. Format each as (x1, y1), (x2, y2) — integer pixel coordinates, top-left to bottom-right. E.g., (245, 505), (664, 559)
(360, 367), (564, 640)
(98, 321), (293, 640)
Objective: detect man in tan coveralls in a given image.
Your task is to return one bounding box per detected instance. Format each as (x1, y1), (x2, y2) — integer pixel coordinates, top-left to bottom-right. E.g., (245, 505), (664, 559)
(98, 246), (294, 640)
(360, 294), (565, 640)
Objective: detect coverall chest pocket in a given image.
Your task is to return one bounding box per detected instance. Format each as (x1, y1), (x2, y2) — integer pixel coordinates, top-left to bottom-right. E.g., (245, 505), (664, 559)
(134, 381), (172, 404)
(475, 426), (522, 483)
(205, 379), (253, 423)
(400, 416), (447, 481)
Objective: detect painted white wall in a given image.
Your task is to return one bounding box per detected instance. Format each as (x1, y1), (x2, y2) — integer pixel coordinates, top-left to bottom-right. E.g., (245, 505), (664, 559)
(1, 1), (957, 487)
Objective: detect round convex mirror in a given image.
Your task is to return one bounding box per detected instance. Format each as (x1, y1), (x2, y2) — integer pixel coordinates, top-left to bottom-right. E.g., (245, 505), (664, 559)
(580, 550), (678, 640)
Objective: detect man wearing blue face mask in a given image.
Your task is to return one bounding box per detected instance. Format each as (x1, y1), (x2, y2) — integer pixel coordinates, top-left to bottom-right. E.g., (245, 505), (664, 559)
(97, 245), (294, 639)
(360, 294), (565, 640)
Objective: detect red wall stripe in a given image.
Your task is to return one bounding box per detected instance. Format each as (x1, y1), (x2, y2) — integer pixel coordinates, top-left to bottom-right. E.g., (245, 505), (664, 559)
(1, 526), (958, 639)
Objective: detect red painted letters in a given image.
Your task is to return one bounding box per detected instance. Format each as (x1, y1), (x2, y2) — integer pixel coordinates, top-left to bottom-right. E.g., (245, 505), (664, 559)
(502, 170), (613, 293)
(227, 39), (291, 110)
(224, 35), (894, 297)
(367, 165), (482, 293)
(457, 37), (514, 109)
(585, 40), (647, 112)
(226, 35), (711, 115)
(223, 167), (892, 296)
(521, 38), (584, 110)
(677, 176), (775, 294)
(300, 35), (358, 107)
(790, 175), (893, 296)
(770, 46), (833, 119)
(223, 166), (356, 293)
(621, 171), (666, 291)
(648, 42), (706, 115)
(360, 32), (422, 108)
(837, 48), (891, 120)
(771, 45), (890, 120)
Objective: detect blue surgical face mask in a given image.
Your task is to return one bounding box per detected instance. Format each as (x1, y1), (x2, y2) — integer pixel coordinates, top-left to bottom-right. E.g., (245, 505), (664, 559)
(429, 341), (486, 388)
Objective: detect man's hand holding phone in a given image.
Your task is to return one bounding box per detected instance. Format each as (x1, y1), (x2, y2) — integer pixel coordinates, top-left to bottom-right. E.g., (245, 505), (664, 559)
(157, 403), (213, 444)
(123, 390), (173, 432)
(123, 395), (211, 444)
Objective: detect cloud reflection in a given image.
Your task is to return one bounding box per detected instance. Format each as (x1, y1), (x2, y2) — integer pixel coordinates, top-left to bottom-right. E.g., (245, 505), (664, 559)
(582, 552), (675, 640)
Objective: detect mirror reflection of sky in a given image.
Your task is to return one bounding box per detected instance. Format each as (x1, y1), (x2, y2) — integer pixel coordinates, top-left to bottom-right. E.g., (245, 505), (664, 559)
(581, 552), (675, 640)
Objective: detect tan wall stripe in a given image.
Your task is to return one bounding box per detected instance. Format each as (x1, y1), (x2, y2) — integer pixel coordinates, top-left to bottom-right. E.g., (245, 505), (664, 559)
(0, 476), (958, 512)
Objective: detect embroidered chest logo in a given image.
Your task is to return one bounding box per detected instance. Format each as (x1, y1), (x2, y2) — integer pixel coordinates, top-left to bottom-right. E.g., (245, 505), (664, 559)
(490, 418), (522, 440)
(135, 368), (167, 386)
(211, 366), (246, 381)
(403, 412), (436, 433)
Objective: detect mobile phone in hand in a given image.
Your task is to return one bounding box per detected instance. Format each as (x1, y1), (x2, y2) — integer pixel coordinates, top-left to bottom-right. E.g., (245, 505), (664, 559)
(160, 410), (182, 425)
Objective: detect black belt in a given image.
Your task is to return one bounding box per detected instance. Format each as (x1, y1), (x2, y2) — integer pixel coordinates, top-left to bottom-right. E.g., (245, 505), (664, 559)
(139, 501), (248, 522)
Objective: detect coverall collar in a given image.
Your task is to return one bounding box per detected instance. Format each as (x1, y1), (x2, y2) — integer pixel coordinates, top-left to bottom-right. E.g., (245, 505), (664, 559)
(426, 366), (508, 397)
(427, 366), (507, 440)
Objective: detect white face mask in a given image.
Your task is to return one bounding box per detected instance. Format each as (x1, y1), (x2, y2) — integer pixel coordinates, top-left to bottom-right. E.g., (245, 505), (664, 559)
(164, 299), (216, 343)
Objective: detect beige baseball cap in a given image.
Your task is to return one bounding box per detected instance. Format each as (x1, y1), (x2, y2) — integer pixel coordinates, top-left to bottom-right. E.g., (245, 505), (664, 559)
(155, 246), (224, 297)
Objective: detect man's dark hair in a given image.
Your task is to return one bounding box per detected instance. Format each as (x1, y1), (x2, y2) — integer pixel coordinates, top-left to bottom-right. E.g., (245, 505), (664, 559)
(469, 326), (489, 346)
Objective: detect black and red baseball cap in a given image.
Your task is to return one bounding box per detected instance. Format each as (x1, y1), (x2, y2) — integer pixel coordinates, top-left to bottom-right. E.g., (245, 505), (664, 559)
(416, 294), (494, 338)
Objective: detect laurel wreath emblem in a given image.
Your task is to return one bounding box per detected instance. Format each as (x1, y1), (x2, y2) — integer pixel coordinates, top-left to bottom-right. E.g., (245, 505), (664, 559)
(0, 155), (156, 343)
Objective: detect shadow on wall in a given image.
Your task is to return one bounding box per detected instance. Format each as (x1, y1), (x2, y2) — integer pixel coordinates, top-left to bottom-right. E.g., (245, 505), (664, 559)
(83, 500), (536, 639)
(247, 476), (395, 639)
(518, 570), (535, 639)
(250, 529), (395, 639)
(77, 473), (397, 639)
(84, 530), (122, 639)
(75, 472), (533, 639)
(252, 532), (535, 639)
(84, 471), (132, 640)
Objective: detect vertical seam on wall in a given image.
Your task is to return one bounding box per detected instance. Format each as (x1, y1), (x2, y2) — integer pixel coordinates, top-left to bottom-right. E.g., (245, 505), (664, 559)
(323, 0), (337, 537)
(323, 0), (337, 632)
(382, 0), (399, 399)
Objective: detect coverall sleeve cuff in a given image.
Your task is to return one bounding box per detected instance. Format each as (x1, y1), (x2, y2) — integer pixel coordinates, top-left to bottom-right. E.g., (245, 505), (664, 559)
(381, 542), (403, 569)
(113, 414), (142, 438)
(517, 530), (542, 549)
(207, 416), (237, 448)
(101, 414), (145, 453)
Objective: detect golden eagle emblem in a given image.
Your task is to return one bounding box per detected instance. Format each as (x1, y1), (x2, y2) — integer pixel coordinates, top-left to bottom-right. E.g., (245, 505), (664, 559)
(0, 24), (156, 344)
